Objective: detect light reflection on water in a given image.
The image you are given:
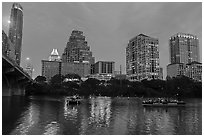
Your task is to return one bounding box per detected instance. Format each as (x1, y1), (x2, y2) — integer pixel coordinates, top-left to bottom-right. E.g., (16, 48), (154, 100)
(89, 97), (111, 127)
(43, 121), (60, 135)
(2, 96), (202, 135)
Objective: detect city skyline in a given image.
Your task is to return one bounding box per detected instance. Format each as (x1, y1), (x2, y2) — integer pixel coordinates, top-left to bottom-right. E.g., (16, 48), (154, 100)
(2, 2), (202, 79)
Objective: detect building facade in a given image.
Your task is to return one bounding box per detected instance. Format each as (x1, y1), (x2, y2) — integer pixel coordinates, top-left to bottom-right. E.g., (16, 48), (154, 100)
(167, 63), (185, 78)
(41, 60), (61, 81)
(169, 33), (199, 64)
(2, 30), (9, 56)
(62, 30), (95, 64)
(2, 30), (16, 61)
(42, 47), (92, 81)
(126, 34), (160, 81)
(41, 48), (61, 81)
(8, 3), (23, 65)
(167, 62), (202, 82)
(93, 61), (115, 74)
(61, 62), (91, 78)
(185, 61), (202, 82)
(159, 67), (163, 80)
(89, 61), (115, 81)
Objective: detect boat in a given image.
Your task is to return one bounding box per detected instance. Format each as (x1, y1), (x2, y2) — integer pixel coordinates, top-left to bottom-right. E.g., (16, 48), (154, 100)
(66, 95), (82, 105)
(142, 98), (186, 107)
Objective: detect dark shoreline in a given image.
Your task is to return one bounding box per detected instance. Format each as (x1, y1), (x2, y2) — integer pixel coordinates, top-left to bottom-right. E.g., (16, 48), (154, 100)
(25, 75), (202, 99)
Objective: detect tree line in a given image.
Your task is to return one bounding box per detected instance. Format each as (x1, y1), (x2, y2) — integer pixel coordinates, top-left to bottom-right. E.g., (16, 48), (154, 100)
(25, 74), (202, 98)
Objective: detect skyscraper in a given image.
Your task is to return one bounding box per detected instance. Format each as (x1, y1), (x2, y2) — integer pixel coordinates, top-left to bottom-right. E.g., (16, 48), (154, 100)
(126, 34), (160, 81)
(167, 33), (201, 80)
(62, 30), (95, 64)
(169, 33), (199, 64)
(8, 3), (23, 65)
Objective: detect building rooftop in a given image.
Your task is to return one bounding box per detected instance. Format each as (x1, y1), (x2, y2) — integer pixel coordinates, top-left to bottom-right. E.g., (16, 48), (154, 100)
(12, 3), (23, 11)
(167, 63), (184, 67)
(170, 32), (198, 39)
(50, 49), (59, 56)
(129, 33), (157, 42)
(138, 34), (150, 37)
(186, 61), (202, 65)
(95, 61), (115, 64)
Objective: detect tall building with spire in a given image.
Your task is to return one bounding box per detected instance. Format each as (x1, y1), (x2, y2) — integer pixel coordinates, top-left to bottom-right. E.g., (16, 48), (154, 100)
(62, 30), (95, 64)
(42, 49), (61, 81)
(8, 3), (23, 65)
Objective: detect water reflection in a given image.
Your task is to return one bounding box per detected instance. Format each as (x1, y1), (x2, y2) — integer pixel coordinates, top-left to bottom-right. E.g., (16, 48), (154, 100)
(143, 108), (175, 134)
(142, 106), (202, 135)
(64, 99), (78, 121)
(43, 121), (60, 135)
(10, 102), (40, 135)
(2, 96), (202, 135)
(78, 97), (112, 134)
(89, 97), (112, 127)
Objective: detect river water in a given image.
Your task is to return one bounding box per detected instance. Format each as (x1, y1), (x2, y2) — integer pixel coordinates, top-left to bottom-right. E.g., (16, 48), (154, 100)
(2, 96), (202, 135)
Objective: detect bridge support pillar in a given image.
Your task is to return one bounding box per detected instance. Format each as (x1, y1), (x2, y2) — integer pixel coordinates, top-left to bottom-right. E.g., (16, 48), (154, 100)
(2, 55), (33, 96)
(2, 74), (26, 96)
(2, 74), (12, 96)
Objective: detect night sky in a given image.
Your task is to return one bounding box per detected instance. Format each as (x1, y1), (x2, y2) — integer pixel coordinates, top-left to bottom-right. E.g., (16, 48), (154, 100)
(2, 2), (202, 79)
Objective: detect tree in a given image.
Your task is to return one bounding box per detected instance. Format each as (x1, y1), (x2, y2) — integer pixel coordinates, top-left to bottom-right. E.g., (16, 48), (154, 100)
(34, 75), (46, 83)
(50, 74), (64, 85)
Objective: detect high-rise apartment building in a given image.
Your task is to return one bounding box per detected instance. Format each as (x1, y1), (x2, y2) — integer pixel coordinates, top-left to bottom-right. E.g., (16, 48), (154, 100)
(126, 34), (160, 81)
(8, 3), (23, 65)
(167, 33), (201, 81)
(62, 30), (95, 64)
(169, 33), (199, 64)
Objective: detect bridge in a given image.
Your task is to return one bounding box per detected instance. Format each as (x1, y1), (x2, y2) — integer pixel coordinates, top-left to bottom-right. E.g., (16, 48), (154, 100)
(2, 54), (33, 96)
